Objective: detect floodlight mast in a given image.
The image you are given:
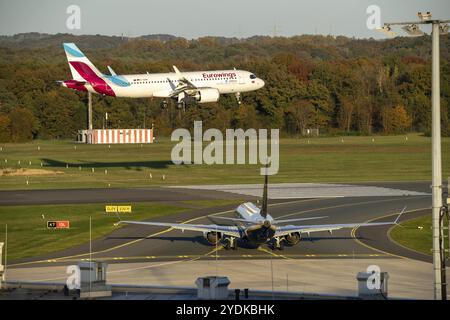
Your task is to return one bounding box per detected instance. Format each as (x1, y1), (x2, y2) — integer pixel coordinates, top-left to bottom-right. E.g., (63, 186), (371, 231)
(378, 12), (450, 301)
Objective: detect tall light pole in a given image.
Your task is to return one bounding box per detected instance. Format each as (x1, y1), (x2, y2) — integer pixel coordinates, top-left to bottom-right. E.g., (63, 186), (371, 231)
(378, 12), (449, 300)
(88, 92), (93, 130)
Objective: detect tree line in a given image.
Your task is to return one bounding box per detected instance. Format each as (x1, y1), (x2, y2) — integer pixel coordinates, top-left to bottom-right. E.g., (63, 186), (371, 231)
(0, 33), (449, 142)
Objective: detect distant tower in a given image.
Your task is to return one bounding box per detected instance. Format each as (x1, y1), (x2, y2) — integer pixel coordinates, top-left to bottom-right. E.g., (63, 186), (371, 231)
(272, 24), (281, 37)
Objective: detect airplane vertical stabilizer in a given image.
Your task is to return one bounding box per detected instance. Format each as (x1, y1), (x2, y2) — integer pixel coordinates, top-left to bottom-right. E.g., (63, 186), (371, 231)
(63, 43), (103, 81)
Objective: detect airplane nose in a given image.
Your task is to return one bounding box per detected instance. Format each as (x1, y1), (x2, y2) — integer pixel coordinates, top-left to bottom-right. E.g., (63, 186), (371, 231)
(259, 79), (265, 88)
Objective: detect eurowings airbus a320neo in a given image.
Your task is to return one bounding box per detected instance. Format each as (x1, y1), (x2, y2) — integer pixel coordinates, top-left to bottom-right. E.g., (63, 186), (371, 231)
(59, 43), (265, 108)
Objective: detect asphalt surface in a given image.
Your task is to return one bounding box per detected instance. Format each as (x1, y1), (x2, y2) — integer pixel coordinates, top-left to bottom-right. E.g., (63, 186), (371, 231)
(0, 181), (431, 206)
(0, 187), (252, 206)
(6, 181), (433, 269)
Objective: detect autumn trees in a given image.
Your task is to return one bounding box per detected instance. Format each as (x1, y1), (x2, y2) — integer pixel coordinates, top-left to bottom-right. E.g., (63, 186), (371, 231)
(0, 107), (38, 142)
(0, 33), (449, 142)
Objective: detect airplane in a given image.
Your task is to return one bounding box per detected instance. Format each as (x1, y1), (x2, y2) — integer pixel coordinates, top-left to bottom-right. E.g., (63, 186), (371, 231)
(59, 43), (265, 108)
(116, 174), (405, 250)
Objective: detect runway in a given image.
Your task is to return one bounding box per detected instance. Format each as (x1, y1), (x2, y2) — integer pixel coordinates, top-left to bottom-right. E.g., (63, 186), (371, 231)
(0, 181), (431, 205)
(7, 181), (432, 268)
(0, 187), (250, 206)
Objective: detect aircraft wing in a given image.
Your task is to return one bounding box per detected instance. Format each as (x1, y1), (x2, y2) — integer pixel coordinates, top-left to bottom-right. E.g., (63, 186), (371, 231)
(117, 220), (242, 238)
(166, 65), (200, 98)
(275, 207), (405, 237)
(274, 220), (397, 238)
(168, 84), (196, 98)
(172, 65), (197, 88)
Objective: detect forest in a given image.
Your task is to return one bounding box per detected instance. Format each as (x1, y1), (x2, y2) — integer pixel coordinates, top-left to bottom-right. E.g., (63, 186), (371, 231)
(0, 32), (449, 142)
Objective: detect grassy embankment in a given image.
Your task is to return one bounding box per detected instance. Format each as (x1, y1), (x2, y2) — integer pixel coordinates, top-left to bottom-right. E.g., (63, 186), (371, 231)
(390, 215), (449, 257)
(0, 134), (448, 190)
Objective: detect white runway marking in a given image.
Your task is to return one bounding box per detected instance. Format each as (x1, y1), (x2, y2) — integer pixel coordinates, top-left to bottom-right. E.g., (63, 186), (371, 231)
(170, 183), (429, 199)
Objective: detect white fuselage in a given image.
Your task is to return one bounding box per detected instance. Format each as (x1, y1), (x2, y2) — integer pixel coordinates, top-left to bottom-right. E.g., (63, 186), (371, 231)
(85, 69), (265, 98)
(235, 202), (276, 243)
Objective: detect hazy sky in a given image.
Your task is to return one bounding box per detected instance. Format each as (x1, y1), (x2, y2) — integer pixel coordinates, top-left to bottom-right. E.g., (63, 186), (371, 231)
(0, 0), (449, 39)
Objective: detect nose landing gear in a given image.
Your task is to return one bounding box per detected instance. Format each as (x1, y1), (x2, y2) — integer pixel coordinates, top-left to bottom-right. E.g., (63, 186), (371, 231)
(160, 100), (168, 109)
(235, 92), (242, 105)
(270, 237), (285, 250)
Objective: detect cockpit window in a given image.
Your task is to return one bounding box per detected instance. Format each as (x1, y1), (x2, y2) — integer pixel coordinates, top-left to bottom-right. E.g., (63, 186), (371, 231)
(250, 74), (257, 79)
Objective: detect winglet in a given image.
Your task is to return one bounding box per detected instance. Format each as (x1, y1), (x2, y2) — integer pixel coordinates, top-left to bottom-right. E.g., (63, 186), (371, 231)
(173, 65), (181, 74)
(107, 66), (117, 76)
(394, 206), (407, 224)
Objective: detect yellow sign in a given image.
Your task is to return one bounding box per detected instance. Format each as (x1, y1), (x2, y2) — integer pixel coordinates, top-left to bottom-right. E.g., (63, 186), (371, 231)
(105, 205), (132, 213)
(118, 206), (132, 213)
(105, 205), (118, 213)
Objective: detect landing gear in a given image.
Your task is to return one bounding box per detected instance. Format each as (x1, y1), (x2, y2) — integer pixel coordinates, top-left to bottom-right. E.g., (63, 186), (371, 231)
(176, 92), (187, 111)
(176, 101), (186, 110)
(270, 237), (284, 250)
(223, 237), (237, 250)
(235, 92), (242, 105)
(160, 100), (168, 109)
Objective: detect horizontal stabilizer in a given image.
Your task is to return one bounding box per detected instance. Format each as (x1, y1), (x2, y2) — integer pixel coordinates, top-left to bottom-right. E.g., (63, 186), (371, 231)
(209, 216), (255, 224)
(273, 216), (328, 224)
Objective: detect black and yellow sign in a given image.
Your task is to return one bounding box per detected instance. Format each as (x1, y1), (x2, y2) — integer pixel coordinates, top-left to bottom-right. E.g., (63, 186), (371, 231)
(105, 205), (132, 213)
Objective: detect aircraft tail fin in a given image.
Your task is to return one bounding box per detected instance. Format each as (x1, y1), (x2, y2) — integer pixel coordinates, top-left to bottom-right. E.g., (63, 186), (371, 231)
(63, 43), (103, 81)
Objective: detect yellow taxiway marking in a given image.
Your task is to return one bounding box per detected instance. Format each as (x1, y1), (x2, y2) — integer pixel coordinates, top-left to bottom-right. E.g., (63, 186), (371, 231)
(257, 247), (290, 260)
(108, 244), (227, 275)
(204, 245), (224, 257)
(14, 252), (394, 266)
(9, 198), (318, 268)
(351, 207), (430, 261)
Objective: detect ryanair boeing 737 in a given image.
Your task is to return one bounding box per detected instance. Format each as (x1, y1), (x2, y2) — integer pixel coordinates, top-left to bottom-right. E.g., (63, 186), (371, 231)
(59, 43), (265, 108)
(116, 175), (405, 250)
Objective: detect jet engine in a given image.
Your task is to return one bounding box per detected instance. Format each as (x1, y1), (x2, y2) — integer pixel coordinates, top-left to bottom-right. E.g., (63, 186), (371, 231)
(192, 88), (220, 103)
(205, 231), (222, 245)
(285, 232), (301, 245)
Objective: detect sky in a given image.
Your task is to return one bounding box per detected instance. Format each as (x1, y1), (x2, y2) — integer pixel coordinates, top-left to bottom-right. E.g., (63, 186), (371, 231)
(0, 0), (449, 39)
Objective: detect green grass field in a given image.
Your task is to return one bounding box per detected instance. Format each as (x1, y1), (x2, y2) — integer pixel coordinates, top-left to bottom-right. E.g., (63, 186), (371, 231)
(1, 134), (449, 190)
(0, 199), (242, 261)
(390, 215), (449, 257)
